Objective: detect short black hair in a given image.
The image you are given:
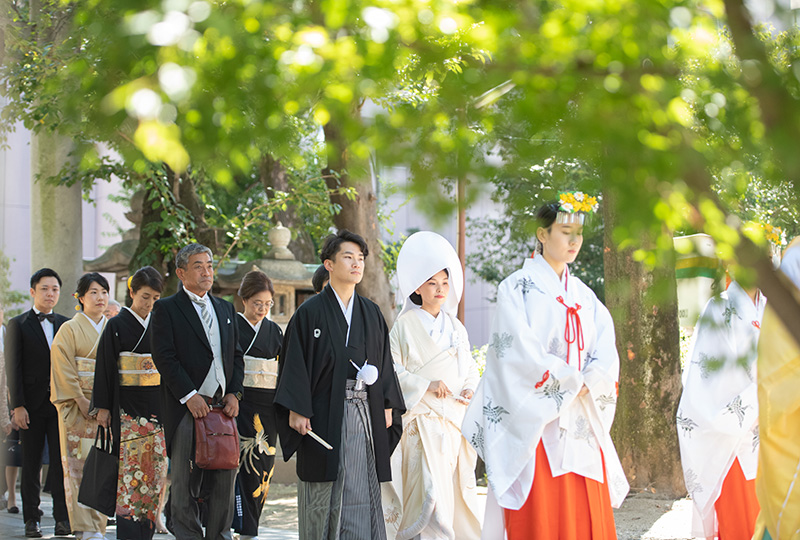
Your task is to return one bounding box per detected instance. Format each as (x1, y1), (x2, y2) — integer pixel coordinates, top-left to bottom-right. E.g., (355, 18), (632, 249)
(319, 230), (369, 263)
(30, 268), (62, 289)
(129, 266), (164, 294)
(76, 272), (110, 311)
(312, 265), (329, 293)
(534, 201), (560, 255)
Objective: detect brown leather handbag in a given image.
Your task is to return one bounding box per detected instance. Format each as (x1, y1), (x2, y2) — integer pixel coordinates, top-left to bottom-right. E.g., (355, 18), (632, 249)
(194, 407), (240, 470)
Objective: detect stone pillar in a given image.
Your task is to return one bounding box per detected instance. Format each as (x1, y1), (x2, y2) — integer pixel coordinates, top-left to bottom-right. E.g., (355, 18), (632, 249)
(30, 130), (82, 315)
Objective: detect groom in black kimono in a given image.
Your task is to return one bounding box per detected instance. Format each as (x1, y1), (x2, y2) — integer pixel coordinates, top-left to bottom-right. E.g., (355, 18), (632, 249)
(274, 229), (405, 540)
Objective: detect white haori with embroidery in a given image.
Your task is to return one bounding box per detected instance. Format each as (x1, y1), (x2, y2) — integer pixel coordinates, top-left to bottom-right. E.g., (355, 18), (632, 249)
(677, 280), (765, 538)
(462, 255), (629, 516)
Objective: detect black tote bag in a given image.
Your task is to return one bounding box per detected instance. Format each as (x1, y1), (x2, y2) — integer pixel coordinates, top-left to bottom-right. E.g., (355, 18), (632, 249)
(78, 426), (119, 517)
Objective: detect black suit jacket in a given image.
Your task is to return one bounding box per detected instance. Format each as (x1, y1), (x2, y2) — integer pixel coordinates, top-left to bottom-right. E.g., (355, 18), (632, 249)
(150, 288), (244, 455)
(5, 309), (69, 413)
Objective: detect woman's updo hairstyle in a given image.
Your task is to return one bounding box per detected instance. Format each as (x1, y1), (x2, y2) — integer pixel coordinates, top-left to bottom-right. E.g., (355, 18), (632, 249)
(238, 270), (274, 300)
(409, 267), (450, 306)
(534, 200), (560, 255)
(129, 266), (164, 294)
(76, 272), (110, 311)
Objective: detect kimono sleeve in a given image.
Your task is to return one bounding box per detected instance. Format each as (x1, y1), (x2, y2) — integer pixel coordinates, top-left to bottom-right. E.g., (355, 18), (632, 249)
(92, 320), (119, 411)
(273, 310), (314, 419)
(50, 323), (83, 404)
(582, 297), (621, 431)
(389, 320), (429, 411)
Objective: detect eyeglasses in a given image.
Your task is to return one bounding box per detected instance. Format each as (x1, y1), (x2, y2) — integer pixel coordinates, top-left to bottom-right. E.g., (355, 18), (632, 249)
(251, 300), (274, 310)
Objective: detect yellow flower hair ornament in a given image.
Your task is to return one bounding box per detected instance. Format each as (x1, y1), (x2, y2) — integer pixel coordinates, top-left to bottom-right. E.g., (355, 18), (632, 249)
(558, 191), (599, 214)
(73, 292), (81, 311)
(127, 275), (134, 291)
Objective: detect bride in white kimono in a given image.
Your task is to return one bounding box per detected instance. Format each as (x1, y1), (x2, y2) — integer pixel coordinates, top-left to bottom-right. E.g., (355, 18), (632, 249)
(462, 195), (628, 540)
(382, 231), (483, 540)
(677, 280), (764, 539)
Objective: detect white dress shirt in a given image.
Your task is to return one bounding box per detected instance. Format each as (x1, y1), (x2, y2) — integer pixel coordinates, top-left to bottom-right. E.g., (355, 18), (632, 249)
(33, 307), (55, 348)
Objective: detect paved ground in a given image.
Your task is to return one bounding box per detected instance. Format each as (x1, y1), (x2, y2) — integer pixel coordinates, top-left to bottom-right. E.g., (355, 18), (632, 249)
(0, 485), (700, 540)
(0, 489), (298, 540)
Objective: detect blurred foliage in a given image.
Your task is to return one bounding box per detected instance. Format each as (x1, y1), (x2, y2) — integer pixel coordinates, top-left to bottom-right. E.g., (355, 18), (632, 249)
(2, 0), (800, 288)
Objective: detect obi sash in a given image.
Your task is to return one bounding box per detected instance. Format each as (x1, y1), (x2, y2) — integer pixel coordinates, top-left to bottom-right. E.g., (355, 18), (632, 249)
(243, 355), (278, 389)
(76, 356), (96, 393)
(118, 352), (161, 387)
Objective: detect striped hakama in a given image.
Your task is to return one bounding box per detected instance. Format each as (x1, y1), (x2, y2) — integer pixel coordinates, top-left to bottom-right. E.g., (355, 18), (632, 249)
(298, 380), (385, 540)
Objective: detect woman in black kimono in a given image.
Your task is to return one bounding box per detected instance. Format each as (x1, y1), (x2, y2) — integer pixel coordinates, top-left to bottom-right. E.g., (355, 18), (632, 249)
(93, 266), (165, 540)
(232, 270), (283, 539)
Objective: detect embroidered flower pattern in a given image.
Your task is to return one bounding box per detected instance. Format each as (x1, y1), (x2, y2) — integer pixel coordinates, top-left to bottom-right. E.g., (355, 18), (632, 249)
(684, 468), (702, 494)
(676, 410), (699, 435)
(574, 415), (594, 444)
(515, 277), (544, 296)
(116, 410), (167, 522)
(692, 352), (721, 379)
(584, 353), (599, 368)
(470, 422), (485, 453)
(752, 425), (760, 452)
(538, 375), (567, 411)
(483, 399), (510, 430)
(240, 413), (276, 475)
(548, 336), (567, 360)
(490, 332), (513, 360)
(725, 395), (750, 428)
(723, 304), (741, 327)
(597, 393), (617, 411)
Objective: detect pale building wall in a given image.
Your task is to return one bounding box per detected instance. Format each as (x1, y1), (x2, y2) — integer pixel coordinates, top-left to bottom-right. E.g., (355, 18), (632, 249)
(0, 110), (130, 312)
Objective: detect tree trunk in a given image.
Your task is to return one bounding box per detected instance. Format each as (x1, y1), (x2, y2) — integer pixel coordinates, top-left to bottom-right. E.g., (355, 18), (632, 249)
(603, 196), (685, 496)
(30, 131), (83, 315)
(322, 118), (395, 324)
(259, 154), (317, 263)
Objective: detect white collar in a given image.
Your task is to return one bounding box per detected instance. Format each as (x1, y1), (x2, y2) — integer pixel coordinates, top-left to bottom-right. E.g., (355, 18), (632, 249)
(331, 287), (354, 321)
(33, 306), (54, 315)
(122, 306), (149, 327)
(237, 312), (263, 332)
(80, 311), (106, 334)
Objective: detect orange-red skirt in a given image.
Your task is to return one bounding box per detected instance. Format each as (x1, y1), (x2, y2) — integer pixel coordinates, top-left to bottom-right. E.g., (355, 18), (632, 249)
(505, 441), (617, 540)
(715, 458), (759, 540)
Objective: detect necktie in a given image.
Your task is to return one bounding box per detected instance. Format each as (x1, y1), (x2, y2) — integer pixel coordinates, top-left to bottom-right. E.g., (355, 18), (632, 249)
(193, 298), (214, 334)
(37, 312), (55, 323)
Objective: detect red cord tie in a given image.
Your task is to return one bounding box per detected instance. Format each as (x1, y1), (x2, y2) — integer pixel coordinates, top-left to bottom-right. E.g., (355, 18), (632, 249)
(556, 296), (584, 370)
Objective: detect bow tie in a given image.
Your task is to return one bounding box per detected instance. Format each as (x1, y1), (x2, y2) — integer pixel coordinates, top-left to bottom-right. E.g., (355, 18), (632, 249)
(37, 312), (55, 323)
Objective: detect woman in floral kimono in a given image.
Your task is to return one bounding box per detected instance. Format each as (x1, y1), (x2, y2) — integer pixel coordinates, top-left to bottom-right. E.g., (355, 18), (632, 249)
(93, 266), (166, 540)
(232, 270), (283, 540)
(462, 194), (628, 540)
(51, 273), (109, 540)
(382, 231), (482, 540)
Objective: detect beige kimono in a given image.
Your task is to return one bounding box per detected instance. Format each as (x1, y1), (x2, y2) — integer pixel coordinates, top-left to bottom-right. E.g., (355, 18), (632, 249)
(383, 309), (483, 540)
(51, 313), (107, 536)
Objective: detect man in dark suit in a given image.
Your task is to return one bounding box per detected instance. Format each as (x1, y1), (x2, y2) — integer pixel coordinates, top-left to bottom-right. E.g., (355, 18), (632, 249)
(151, 244), (244, 540)
(5, 268), (71, 538)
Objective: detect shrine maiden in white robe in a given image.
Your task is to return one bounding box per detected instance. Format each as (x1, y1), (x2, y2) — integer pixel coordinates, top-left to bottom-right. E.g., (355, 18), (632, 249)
(462, 255), (628, 536)
(677, 281), (764, 538)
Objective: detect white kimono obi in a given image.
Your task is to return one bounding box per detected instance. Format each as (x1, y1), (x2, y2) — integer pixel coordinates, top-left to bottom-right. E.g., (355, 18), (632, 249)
(677, 281), (764, 537)
(462, 255), (629, 513)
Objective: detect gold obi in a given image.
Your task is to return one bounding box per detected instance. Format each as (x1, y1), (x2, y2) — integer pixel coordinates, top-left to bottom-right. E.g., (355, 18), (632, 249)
(75, 356), (96, 393)
(118, 352), (161, 387)
(243, 355), (278, 389)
